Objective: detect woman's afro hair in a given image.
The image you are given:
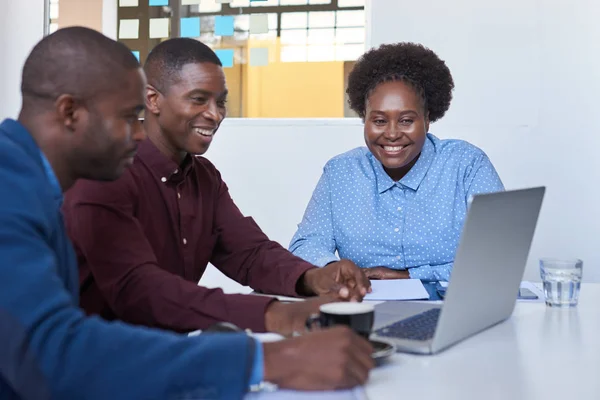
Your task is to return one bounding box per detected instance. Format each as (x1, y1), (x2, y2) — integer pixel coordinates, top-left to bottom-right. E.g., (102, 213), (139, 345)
(347, 42), (454, 122)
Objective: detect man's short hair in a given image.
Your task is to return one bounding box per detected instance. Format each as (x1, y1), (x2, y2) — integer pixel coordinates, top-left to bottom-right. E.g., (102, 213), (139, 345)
(21, 26), (140, 106)
(143, 38), (222, 93)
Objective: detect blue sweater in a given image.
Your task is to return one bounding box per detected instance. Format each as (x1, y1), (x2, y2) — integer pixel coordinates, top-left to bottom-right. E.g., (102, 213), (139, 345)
(0, 119), (255, 400)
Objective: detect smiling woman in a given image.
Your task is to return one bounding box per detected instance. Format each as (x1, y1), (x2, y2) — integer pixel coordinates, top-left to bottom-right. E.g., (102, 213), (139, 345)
(362, 80), (428, 182)
(288, 42), (505, 282)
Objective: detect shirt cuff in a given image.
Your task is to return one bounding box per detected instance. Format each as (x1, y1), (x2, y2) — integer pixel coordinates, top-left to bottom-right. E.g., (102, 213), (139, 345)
(408, 264), (451, 282)
(249, 338), (264, 386)
(219, 293), (276, 333)
(408, 265), (434, 281)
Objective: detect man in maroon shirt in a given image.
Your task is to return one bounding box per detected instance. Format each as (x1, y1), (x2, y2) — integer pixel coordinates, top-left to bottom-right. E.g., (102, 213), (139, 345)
(63, 38), (370, 335)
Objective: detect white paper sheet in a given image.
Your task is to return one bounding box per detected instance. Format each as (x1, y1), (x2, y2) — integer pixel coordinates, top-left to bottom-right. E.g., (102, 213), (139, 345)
(249, 14), (269, 34)
(251, 332), (285, 342)
(364, 279), (430, 301)
(519, 281), (545, 302)
(119, 0), (139, 6)
(438, 280), (545, 302)
(118, 19), (139, 39)
(246, 387), (368, 400)
(149, 18), (170, 39)
(250, 47), (269, 66)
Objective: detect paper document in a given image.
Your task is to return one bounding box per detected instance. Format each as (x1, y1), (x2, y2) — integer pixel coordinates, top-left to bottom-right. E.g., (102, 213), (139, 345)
(437, 280), (544, 302)
(249, 14), (269, 34)
(246, 387), (368, 400)
(251, 332), (285, 343)
(250, 48), (269, 66)
(364, 279), (430, 301)
(118, 19), (139, 39)
(250, 292), (305, 302)
(149, 18), (170, 39)
(519, 281), (545, 302)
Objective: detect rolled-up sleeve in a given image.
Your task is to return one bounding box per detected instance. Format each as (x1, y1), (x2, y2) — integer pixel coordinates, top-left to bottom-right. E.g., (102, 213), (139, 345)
(408, 262), (453, 282)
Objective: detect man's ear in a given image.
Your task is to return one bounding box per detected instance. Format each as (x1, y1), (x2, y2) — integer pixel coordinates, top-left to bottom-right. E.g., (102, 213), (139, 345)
(55, 94), (85, 132)
(146, 84), (161, 115)
(424, 111), (430, 132)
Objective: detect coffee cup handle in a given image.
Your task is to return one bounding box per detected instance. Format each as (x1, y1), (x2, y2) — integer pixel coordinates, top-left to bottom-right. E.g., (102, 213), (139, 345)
(305, 313), (321, 331)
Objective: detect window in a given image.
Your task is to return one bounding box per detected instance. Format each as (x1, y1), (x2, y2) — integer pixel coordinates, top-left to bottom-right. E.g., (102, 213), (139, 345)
(45, 0), (104, 37)
(46, 0), (366, 118)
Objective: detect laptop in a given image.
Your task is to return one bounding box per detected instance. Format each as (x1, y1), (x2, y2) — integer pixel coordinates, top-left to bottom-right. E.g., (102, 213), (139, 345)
(370, 187), (545, 355)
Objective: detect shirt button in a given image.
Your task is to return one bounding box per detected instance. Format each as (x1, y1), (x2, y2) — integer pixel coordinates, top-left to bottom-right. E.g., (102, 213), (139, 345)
(177, 192), (181, 199)
(397, 207), (402, 211)
(394, 228), (399, 232)
(161, 177), (167, 183)
(174, 169), (179, 174)
(396, 255), (402, 260)
(182, 238), (187, 245)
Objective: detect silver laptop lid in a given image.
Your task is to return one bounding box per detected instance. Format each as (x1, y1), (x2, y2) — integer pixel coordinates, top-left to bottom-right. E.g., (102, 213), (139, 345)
(431, 187), (545, 353)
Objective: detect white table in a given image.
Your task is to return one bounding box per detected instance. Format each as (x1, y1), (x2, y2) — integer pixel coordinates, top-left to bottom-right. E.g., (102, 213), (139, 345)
(365, 283), (600, 399)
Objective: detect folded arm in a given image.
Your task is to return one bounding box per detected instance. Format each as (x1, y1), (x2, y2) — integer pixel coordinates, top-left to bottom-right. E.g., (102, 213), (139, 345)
(408, 262), (454, 282)
(362, 263), (452, 282)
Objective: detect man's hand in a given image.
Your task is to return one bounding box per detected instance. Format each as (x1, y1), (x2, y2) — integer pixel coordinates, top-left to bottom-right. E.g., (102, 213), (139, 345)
(264, 296), (338, 336)
(299, 259), (371, 301)
(263, 326), (374, 390)
(363, 266), (410, 280)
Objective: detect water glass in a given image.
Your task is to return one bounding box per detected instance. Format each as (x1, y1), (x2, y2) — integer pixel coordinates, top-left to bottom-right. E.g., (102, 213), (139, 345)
(539, 258), (583, 307)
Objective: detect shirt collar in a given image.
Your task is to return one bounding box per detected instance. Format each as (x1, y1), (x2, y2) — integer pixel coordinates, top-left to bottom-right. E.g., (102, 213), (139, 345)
(370, 134), (436, 194)
(0, 119), (63, 204)
(136, 138), (194, 184)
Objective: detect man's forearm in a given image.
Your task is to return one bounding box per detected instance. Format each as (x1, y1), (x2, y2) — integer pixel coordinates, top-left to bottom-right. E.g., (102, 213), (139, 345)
(100, 266), (277, 332)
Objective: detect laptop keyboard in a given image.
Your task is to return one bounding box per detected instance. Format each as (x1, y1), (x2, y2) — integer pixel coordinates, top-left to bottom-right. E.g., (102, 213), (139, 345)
(374, 308), (441, 341)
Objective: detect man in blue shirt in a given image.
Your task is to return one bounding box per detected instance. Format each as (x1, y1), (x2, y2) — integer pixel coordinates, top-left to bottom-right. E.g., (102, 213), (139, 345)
(0, 27), (373, 399)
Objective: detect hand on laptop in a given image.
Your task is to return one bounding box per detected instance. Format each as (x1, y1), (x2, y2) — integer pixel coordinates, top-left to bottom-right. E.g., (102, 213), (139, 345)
(300, 259), (371, 301)
(364, 266), (410, 280)
(264, 295), (339, 336)
(263, 326), (374, 390)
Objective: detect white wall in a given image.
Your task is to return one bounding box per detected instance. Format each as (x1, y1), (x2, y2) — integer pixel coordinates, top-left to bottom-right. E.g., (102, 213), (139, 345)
(102, 0), (118, 40)
(207, 119), (364, 245)
(199, 119), (366, 293)
(0, 0), (115, 118)
(0, 0), (45, 118)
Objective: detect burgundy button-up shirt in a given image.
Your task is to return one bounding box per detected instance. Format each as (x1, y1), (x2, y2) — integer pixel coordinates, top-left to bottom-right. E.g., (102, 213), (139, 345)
(63, 139), (315, 333)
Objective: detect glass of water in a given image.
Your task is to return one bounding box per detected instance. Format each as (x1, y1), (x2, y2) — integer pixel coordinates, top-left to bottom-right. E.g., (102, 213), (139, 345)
(539, 258), (583, 307)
